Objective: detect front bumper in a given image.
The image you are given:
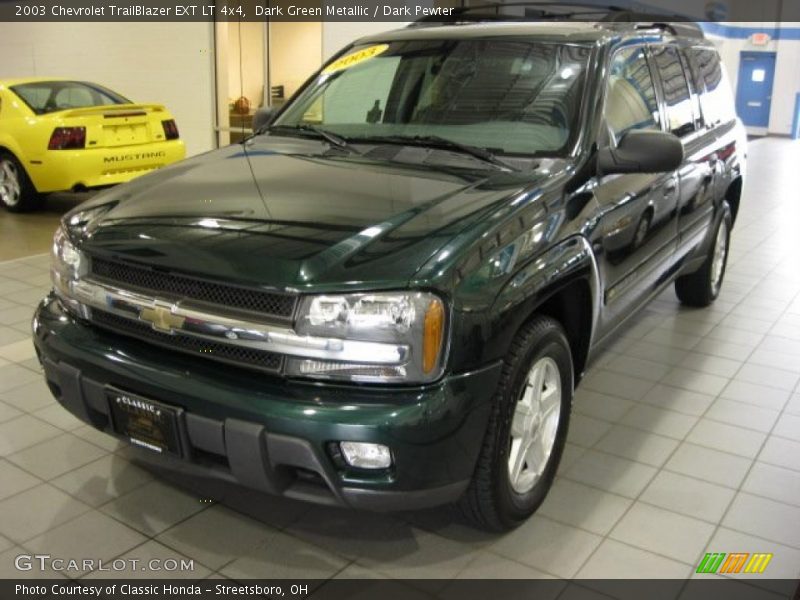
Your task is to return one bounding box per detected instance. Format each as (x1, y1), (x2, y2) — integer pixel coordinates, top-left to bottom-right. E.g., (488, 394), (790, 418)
(33, 294), (502, 511)
(29, 140), (185, 193)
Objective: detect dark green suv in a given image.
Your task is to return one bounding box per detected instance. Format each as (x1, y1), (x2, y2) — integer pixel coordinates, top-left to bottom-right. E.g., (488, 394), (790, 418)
(33, 17), (745, 530)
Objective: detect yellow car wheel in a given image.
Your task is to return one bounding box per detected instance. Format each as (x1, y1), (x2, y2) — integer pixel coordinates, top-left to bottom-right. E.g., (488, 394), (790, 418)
(0, 152), (42, 213)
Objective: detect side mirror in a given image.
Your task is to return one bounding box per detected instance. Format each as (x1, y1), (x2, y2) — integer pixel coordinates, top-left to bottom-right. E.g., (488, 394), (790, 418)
(597, 130), (683, 176)
(252, 106), (278, 133)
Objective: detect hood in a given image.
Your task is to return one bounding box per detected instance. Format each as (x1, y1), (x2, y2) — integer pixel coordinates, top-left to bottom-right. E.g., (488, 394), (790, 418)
(74, 136), (558, 292)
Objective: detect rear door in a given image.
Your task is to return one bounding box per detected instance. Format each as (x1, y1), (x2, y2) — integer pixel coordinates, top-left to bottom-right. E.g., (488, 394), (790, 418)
(651, 44), (717, 258)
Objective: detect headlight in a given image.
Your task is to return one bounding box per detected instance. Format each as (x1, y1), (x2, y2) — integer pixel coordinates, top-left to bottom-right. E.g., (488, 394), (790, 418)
(288, 291), (447, 383)
(51, 225), (86, 313)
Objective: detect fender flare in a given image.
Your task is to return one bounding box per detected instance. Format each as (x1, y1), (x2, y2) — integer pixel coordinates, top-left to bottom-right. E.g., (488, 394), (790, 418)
(489, 235), (601, 362)
(0, 135), (35, 188)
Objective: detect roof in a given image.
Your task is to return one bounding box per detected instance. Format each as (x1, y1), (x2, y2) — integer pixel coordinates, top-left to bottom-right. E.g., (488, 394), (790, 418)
(0, 77), (68, 88)
(358, 21), (612, 45)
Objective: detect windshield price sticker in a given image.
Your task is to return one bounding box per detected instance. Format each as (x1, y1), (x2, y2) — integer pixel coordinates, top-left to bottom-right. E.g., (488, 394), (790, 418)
(322, 44), (389, 75)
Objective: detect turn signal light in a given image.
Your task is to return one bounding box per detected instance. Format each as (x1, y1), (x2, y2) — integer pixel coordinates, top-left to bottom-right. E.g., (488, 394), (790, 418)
(422, 297), (445, 374)
(162, 119), (179, 140)
(48, 127), (86, 150)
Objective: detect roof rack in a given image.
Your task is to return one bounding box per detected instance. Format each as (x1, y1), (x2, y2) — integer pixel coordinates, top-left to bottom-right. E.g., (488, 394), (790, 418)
(601, 12), (704, 39)
(409, 2), (626, 26)
(408, 2), (704, 39)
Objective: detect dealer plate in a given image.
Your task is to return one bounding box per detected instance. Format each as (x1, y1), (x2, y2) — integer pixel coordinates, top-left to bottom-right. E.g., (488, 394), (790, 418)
(107, 388), (182, 457)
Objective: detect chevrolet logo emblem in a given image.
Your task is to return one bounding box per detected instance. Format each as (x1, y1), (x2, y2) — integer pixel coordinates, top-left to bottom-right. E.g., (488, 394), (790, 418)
(139, 302), (185, 333)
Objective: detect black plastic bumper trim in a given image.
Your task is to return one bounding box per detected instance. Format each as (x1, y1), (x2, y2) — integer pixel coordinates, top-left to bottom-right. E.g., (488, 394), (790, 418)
(39, 357), (468, 511)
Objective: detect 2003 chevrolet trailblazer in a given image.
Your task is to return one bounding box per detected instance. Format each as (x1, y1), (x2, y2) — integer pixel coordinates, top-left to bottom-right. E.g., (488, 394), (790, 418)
(33, 16), (745, 530)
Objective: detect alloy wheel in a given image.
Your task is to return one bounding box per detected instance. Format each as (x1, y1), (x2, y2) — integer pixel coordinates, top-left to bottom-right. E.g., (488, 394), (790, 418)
(508, 356), (562, 494)
(710, 219), (728, 296)
(0, 158), (22, 208)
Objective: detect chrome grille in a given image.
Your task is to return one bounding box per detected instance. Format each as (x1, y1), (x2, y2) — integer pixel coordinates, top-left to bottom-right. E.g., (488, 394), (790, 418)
(91, 309), (283, 373)
(90, 257), (296, 320)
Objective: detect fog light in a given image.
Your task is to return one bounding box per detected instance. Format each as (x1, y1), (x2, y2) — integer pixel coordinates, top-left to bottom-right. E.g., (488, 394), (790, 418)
(339, 442), (392, 469)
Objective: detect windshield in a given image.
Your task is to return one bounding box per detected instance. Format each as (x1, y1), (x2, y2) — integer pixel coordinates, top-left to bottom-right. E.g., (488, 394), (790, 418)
(10, 81), (130, 115)
(274, 39), (591, 157)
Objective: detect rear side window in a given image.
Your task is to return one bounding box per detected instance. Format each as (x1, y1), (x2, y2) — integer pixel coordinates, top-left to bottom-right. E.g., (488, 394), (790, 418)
(651, 45), (696, 137)
(689, 48), (736, 127)
(10, 81), (129, 115)
(679, 49), (704, 130)
(605, 47), (661, 143)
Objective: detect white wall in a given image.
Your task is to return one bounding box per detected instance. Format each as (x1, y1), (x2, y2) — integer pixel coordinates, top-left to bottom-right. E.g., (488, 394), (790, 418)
(228, 22), (266, 109)
(0, 22), (216, 156)
(710, 23), (800, 135)
(270, 22), (322, 100)
(771, 34), (800, 134)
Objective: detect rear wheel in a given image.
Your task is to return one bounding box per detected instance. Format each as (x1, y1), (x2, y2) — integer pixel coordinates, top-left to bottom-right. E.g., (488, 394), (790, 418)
(632, 210), (652, 249)
(0, 152), (42, 212)
(458, 315), (573, 531)
(675, 202), (731, 307)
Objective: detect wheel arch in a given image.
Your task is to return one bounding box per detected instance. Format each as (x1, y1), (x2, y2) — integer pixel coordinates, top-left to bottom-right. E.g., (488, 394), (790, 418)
(725, 176), (743, 226)
(491, 236), (598, 386)
(0, 143), (21, 160)
(0, 141), (36, 190)
(528, 278), (593, 386)
(0, 131), (28, 162)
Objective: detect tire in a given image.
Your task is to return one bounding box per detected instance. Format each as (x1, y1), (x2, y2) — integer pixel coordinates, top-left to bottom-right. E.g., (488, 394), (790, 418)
(632, 209), (652, 249)
(675, 202), (732, 307)
(0, 152), (43, 212)
(458, 315), (573, 531)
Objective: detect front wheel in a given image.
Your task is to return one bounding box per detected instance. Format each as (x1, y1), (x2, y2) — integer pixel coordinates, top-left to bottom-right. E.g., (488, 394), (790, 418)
(458, 315), (573, 531)
(0, 152), (42, 212)
(675, 202), (732, 307)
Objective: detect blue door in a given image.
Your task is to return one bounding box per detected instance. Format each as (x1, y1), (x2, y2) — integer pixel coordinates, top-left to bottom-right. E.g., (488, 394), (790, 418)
(736, 51), (776, 127)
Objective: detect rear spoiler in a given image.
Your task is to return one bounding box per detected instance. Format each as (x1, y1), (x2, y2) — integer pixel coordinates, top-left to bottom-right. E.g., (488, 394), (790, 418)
(60, 103), (167, 119)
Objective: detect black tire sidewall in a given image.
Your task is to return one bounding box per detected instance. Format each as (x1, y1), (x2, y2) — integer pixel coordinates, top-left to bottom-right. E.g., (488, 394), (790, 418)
(709, 203), (732, 301)
(675, 201), (732, 307)
(494, 323), (573, 525)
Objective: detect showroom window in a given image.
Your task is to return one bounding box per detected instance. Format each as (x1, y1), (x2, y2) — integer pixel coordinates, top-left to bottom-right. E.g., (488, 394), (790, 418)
(213, 21), (323, 145)
(604, 46), (661, 144)
(651, 45), (696, 137)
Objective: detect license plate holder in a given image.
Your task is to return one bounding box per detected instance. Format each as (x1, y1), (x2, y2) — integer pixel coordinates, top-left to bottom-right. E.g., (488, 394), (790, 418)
(107, 388), (183, 457)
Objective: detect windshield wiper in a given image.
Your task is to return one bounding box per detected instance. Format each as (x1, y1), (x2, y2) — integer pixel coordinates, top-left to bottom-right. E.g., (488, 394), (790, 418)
(354, 134), (516, 171)
(267, 124), (361, 155)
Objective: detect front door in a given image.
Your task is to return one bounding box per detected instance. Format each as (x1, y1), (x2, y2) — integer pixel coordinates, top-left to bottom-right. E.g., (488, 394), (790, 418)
(736, 51), (776, 132)
(592, 45), (679, 338)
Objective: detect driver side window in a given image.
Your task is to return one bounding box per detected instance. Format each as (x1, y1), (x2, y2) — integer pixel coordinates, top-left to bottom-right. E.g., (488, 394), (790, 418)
(605, 47), (661, 145)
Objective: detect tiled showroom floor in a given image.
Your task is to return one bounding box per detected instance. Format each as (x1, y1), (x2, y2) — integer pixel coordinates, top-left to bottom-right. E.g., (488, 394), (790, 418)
(0, 138), (799, 590)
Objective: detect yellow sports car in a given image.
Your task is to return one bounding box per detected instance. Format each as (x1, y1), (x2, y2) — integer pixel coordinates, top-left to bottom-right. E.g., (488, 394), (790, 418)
(0, 78), (185, 212)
